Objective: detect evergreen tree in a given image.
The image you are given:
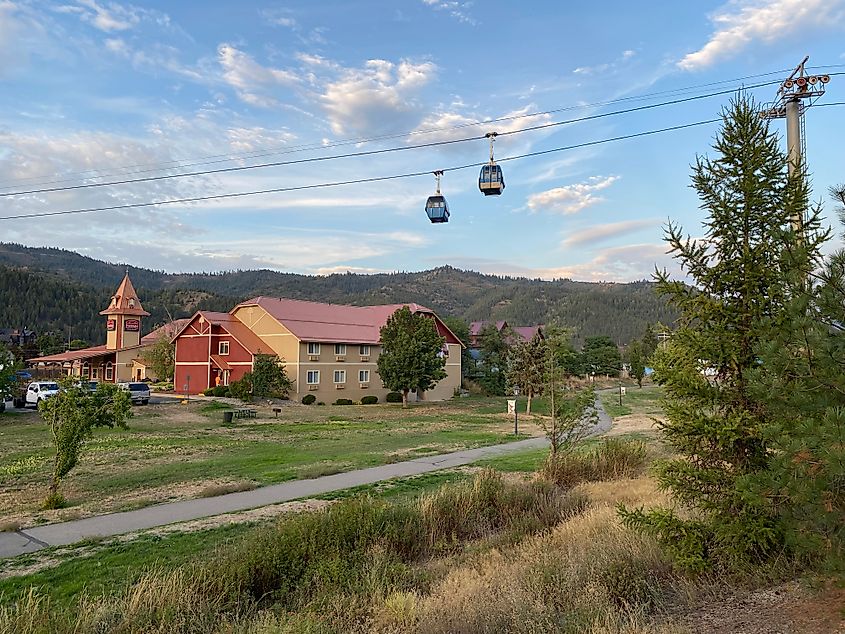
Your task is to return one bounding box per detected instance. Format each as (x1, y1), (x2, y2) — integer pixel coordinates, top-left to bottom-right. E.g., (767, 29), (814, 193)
(250, 354), (294, 398)
(377, 306), (447, 407)
(621, 98), (819, 570)
(745, 184), (841, 567)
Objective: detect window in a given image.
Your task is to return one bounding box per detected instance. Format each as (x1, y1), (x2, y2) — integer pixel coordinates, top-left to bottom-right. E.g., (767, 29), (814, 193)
(105, 363), (113, 381)
(219, 341), (230, 355)
(359, 345), (371, 356)
(306, 370), (320, 385)
(335, 343), (347, 356)
(334, 370), (346, 384)
(307, 342), (321, 355)
(359, 370), (370, 383)
(92, 367), (100, 380)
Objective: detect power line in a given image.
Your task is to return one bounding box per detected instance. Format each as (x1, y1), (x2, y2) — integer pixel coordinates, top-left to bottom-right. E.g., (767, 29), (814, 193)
(0, 79), (787, 199)
(0, 66), (822, 192)
(0, 118), (721, 221)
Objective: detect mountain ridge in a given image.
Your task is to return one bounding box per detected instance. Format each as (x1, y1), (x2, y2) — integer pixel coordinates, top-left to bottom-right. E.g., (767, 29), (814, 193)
(0, 243), (675, 346)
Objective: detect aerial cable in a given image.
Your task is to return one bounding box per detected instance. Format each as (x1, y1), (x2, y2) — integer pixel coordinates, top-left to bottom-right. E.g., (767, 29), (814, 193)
(0, 118), (721, 221)
(4, 66), (836, 191)
(0, 79), (790, 199)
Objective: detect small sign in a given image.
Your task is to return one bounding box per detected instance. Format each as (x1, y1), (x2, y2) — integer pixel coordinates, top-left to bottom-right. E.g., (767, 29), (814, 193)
(507, 399), (516, 415)
(620, 387), (627, 396)
(106, 319), (116, 331)
(124, 318), (140, 332)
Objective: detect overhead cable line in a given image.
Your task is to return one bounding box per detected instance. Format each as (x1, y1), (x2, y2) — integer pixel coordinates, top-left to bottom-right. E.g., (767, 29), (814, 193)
(0, 118), (721, 221)
(0, 79), (789, 199)
(0, 66), (816, 191)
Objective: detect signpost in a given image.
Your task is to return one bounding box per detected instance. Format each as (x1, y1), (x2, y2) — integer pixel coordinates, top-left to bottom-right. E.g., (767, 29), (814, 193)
(510, 386), (520, 436)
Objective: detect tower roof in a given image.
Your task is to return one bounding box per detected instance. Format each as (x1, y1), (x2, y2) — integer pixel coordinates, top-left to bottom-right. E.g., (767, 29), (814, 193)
(99, 273), (150, 316)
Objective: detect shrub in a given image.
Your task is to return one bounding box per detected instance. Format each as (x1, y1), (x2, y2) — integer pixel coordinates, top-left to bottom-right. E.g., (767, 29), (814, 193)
(202, 388), (215, 396)
(317, 401), (326, 406)
(212, 386), (229, 397)
(360, 395), (378, 405)
(538, 438), (648, 488)
(334, 398), (354, 406)
(227, 375), (252, 402)
(386, 391), (403, 403)
(302, 394), (316, 405)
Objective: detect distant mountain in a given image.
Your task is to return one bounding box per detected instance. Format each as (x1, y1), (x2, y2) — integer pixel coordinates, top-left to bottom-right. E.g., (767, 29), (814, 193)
(0, 243), (676, 346)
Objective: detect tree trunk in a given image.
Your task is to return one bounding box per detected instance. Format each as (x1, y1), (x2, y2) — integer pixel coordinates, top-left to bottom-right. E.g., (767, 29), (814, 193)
(402, 389), (409, 409)
(526, 392), (532, 415)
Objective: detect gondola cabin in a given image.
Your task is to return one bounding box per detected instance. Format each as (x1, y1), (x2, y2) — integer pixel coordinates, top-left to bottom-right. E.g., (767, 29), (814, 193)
(478, 164), (505, 196)
(425, 195), (449, 223)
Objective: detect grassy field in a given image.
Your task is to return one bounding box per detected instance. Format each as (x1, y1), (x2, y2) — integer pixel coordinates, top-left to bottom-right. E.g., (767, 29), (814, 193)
(600, 384), (664, 421)
(0, 396), (542, 526)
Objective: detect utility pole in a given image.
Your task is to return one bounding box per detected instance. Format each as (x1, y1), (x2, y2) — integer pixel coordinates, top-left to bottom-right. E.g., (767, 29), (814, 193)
(761, 56), (831, 233)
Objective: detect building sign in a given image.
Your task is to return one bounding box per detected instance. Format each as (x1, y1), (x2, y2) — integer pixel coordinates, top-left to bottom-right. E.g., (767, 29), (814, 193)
(124, 318), (141, 332)
(106, 319), (116, 331)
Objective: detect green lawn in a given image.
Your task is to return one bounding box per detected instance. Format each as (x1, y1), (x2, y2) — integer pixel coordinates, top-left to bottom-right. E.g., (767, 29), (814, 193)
(600, 385), (664, 419)
(0, 396), (539, 523)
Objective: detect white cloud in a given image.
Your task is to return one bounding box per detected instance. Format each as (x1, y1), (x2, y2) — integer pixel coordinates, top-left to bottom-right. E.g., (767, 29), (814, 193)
(678, 0), (845, 71)
(412, 104), (552, 145)
(573, 49), (638, 75)
(319, 58), (437, 136)
(421, 0), (476, 25)
(217, 44), (299, 107)
(526, 175), (620, 215)
(561, 219), (658, 248)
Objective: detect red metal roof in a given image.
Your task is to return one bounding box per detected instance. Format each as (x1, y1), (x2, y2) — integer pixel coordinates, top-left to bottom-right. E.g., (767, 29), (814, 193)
(235, 297), (461, 346)
(469, 320), (509, 337)
(512, 325), (543, 343)
(210, 354), (231, 370)
(28, 345), (111, 364)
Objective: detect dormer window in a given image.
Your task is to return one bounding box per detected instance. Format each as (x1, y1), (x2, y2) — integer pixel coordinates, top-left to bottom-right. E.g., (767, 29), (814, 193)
(128, 298), (135, 308)
(110, 296), (117, 307)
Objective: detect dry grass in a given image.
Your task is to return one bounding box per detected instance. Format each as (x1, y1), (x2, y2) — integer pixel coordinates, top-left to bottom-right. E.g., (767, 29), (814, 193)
(0, 519), (21, 533)
(197, 480), (257, 498)
(538, 438), (649, 488)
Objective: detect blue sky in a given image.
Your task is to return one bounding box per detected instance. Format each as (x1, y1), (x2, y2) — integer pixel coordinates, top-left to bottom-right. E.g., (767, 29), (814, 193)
(1, 0), (843, 281)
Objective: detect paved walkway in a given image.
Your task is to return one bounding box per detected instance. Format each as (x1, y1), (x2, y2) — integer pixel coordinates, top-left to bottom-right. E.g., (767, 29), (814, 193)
(0, 397), (612, 560)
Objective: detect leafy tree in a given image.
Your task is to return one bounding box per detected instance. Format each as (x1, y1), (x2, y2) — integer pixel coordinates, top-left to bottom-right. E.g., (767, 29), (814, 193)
(39, 378), (132, 508)
(0, 343), (17, 406)
(377, 306), (447, 407)
(506, 333), (545, 414)
(543, 326), (598, 455)
(142, 335), (176, 381)
(582, 335), (622, 377)
(36, 332), (64, 356)
(477, 323), (511, 395)
(626, 340), (646, 388)
(620, 98), (819, 570)
(68, 339), (89, 351)
(251, 354), (294, 398)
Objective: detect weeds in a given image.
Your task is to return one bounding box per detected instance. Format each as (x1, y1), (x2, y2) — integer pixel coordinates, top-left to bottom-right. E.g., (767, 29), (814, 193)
(539, 438), (648, 488)
(197, 481), (257, 498)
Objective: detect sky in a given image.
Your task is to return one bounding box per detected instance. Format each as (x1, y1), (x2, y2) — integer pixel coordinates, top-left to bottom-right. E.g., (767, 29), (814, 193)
(0, 0), (844, 282)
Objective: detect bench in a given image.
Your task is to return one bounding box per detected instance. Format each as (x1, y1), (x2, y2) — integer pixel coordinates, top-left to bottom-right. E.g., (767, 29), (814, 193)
(233, 408), (258, 419)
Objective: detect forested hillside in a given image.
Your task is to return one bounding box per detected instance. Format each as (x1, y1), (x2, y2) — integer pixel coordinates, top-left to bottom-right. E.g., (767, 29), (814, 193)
(0, 243), (676, 346)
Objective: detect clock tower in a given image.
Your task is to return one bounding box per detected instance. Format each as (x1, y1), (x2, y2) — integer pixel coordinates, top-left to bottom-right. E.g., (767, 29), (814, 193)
(100, 273), (150, 350)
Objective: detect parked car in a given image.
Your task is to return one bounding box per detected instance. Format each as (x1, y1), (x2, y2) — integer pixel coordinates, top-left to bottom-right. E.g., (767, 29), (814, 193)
(24, 381), (60, 407)
(119, 382), (150, 405)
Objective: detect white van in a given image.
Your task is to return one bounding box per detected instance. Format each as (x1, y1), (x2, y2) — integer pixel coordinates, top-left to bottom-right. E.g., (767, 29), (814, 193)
(25, 381), (60, 407)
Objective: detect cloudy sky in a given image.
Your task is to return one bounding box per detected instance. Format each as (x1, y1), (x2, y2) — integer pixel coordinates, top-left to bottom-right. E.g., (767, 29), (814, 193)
(1, 0), (843, 281)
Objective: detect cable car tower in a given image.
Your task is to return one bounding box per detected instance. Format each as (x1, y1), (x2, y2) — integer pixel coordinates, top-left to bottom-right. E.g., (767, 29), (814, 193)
(761, 56), (831, 231)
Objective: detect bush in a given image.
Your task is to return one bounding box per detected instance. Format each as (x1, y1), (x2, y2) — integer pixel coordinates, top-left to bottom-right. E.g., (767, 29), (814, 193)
(202, 388), (215, 396)
(539, 438), (648, 488)
(360, 395), (378, 405)
(317, 401), (326, 406)
(334, 398), (354, 406)
(302, 394), (316, 405)
(212, 386), (229, 397)
(227, 375), (252, 402)
(386, 391), (403, 403)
